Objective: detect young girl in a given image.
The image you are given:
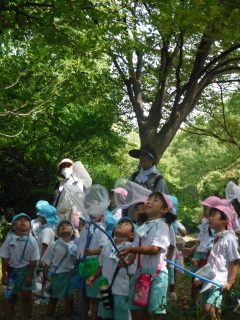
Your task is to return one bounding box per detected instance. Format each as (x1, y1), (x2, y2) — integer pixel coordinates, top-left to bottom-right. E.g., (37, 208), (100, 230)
(42, 220), (77, 320)
(118, 191), (172, 320)
(0, 213), (40, 320)
(86, 217), (136, 320)
(195, 205), (240, 320)
(183, 196), (222, 305)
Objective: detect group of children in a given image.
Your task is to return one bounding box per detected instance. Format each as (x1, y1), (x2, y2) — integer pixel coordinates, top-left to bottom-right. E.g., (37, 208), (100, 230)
(1, 184), (240, 320)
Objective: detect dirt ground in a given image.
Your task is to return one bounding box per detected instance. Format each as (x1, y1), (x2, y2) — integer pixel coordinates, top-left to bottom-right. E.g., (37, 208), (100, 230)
(0, 271), (240, 320)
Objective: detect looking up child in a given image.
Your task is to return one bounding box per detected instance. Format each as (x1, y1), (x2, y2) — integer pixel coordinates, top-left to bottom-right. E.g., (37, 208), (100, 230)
(0, 213), (40, 320)
(78, 213), (109, 320)
(195, 205), (240, 320)
(42, 220), (77, 320)
(131, 201), (148, 227)
(86, 217), (136, 320)
(183, 196), (222, 305)
(118, 191), (171, 320)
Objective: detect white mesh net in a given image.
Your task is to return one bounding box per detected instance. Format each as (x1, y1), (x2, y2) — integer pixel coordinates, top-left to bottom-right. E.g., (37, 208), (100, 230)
(225, 181), (240, 203)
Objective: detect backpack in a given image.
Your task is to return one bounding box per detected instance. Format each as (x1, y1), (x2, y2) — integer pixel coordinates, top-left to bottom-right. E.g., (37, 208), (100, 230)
(131, 171), (163, 191)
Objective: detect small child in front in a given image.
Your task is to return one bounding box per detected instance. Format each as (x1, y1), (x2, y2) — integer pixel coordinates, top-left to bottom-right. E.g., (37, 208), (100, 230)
(195, 204), (240, 320)
(42, 220), (77, 320)
(0, 213), (40, 320)
(86, 217), (136, 320)
(118, 191), (172, 320)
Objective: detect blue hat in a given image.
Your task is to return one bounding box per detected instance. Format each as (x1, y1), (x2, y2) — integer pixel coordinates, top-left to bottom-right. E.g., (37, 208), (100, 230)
(36, 200), (49, 212)
(12, 213), (31, 224)
(37, 204), (58, 226)
(168, 195), (179, 216)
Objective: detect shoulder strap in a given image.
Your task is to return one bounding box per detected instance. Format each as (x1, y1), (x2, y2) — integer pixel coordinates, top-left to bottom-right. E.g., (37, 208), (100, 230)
(19, 234), (30, 263)
(109, 262), (121, 289)
(52, 241), (69, 274)
(131, 171), (139, 181)
(153, 174), (163, 189)
(137, 238), (141, 271)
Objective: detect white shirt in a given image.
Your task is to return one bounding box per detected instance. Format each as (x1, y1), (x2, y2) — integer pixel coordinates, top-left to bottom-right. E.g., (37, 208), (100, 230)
(99, 242), (136, 296)
(42, 239), (77, 273)
(77, 223), (109, 259)
(207, 230), (240, 286)
(0, 233), (40, 268)
(136, 219), (170, 269)
(36, 227), (55, 254)
(197, 219), (214, 253)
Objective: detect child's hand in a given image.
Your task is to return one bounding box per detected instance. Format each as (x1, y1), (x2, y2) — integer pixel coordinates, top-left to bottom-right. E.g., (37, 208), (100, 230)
(86, 276), (95, 286)
(1, 274), (7, 286)
(24, 276), (33, 287)
(224, 282), (233, 291)
(193, 277), (202, 288)
(118, 247), (130, 260)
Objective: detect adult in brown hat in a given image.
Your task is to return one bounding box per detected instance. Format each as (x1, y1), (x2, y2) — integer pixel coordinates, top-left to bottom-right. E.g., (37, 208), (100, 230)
(128, 143), (169, 193)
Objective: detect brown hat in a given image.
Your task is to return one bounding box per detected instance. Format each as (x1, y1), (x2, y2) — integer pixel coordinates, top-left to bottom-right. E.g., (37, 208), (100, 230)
(128, 143), (157, 162)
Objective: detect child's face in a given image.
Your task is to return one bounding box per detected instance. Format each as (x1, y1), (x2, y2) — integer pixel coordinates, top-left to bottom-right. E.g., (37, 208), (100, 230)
(14, 217), (31, 233)
(209, 209), (227, 231)
(145, 195), (167, 219)
(133, 203), (145, 221)
(40, 216), (47, 225)
(58, 222), (73, 238)
(114, 221), (134, 242)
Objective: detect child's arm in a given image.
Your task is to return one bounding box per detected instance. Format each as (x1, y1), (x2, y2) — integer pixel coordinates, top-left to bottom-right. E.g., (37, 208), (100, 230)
(224, 260), (239, 291)
(182, 242), (199, 256)
(86, 266), (102, 286)
(118, 245), (161, 260)
(1, 258), (9, 285)
(25, 260), (37, 287)
(84, 248), (101, 256)
(167, 244), (175, 261)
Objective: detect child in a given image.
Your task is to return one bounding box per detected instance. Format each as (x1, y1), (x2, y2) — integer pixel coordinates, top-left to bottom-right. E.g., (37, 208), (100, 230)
(131, 201), (148, 227)
(195, 205), (240, 320)
(0, 213), (40, 320)
(118, 191), (172, 320)
(78, 213), (109, 320)
(108, 190), (123, 221)
(183, 196), (222, 305)
(42, 220), (77, 320)
(86, 217), (136, 320)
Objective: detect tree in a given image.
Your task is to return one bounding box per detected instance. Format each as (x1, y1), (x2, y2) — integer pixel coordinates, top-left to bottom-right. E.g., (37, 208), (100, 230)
(84, 0), (240, 161)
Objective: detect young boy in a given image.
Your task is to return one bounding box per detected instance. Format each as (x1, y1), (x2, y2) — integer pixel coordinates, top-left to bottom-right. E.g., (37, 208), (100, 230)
(0, 213), (40, 320)
(86, 217), (136, 320)
(42, 220), (77, 320)
(195, 205), (240, 320)
(78, 213), (109, 320)
(118, 192), (172, 320)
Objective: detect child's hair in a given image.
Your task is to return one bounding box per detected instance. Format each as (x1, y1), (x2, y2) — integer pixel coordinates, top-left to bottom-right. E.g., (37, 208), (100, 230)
(112, 217), (135, 241)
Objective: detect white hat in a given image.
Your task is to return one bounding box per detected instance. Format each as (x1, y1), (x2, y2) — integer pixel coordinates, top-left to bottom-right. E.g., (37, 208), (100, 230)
(57, 158), (74, 169)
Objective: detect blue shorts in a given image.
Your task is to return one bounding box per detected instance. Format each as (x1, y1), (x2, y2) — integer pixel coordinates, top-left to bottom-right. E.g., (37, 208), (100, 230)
(201, 287), (222, 309)
(98, 294), (129, 320)
(86, 276), (100, 299)
(129, 267), (168, 314)
(49, 271), (74, 299)
(12, 265), (36, 294)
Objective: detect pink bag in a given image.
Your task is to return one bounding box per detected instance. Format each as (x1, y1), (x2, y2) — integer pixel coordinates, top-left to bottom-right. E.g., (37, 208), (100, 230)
(133, 273), (151, 306)
(133, 239), (163, 307)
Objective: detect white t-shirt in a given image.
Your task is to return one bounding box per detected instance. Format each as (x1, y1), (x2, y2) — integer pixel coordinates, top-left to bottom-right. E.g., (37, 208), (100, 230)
(42, 239), (77, 273)
(207, 230), (240, 286)
(77, 223), (109, 259)
(136, 219), (170, 269)
(0, 233), (40, 268)
(99, 242), (136, 296)
(36, 227), (55, 254)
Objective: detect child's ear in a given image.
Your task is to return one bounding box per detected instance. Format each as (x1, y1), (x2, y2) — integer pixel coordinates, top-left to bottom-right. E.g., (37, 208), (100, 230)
(129, 231), (135, 241)
(161, 208), (169, 214)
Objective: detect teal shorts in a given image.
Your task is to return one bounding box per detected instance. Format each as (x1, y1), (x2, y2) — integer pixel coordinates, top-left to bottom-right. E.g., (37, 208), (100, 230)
(12, 265), (36, 294)
(86, 276), (100, 299)
(201, 288), (222, 309)
(168, 265), (175, 285)
(49, 271), (74, 299)
(129, 267), (168, 314)
(98, 294), (129, 320)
